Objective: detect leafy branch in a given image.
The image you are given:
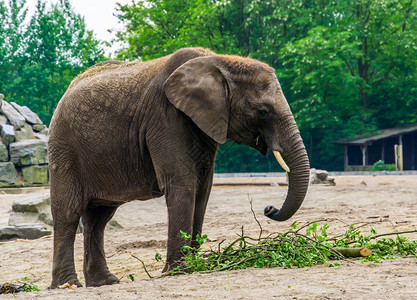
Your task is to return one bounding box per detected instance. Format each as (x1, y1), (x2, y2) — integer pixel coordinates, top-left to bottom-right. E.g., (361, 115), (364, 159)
(136, 218), (416, 279)
(164, 221), (417, 276)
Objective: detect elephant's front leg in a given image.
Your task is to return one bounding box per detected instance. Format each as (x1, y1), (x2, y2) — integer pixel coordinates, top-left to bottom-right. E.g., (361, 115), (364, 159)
(191, 173), (213, 249)
(163, 186), (196, 273)
(82, 205), (119, 287)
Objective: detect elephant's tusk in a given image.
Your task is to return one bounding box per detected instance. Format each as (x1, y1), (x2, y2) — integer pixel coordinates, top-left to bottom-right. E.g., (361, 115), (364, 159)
(273, 150), (290, 173)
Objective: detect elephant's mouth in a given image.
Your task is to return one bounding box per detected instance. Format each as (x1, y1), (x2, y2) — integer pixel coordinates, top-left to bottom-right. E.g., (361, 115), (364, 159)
(254, 134), (290, 172)
(254, 134), (268, 155)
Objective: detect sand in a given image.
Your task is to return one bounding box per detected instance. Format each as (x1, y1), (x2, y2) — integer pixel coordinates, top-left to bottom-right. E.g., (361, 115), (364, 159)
(0, 175), (416, 299)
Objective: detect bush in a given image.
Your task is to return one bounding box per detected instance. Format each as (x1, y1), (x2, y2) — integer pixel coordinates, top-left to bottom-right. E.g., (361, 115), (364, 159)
(368, 160), (396, 171)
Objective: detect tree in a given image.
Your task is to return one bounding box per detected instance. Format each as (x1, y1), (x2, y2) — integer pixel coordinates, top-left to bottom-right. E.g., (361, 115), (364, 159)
(276, 0), (417, 169)
(0, 0), (105, 124)
(0, 0), (28, 96)
(114, 0), (229, 60)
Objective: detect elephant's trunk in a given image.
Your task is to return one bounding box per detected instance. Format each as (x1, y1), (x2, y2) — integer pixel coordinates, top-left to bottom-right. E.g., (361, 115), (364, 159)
(264, 133), (310, 221)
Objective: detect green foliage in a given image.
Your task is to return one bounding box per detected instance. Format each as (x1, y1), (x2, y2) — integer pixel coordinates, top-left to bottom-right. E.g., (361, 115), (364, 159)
(167, 222), (417, 275)
(215, 142), (285, 173)
(126, 274), (134, 281)
(0, 277), (40, 294)
(154, 252), (162, 262)
(0, 0), (105, 125)
(368, 160), (396, 171)
(20, 277), (40, 292)
(113, 0), (232, 60)
(334, 225), (417, 263)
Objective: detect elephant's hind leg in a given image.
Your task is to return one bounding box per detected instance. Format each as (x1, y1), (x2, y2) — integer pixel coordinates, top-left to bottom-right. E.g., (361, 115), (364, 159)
(50, 191), (84, 289)
(82, 205), (119, 287)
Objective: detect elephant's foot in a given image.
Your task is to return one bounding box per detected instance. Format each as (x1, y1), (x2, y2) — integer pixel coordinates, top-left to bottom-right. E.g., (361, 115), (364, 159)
(49, 275), (82, 289)
(85, 272), (119, 287)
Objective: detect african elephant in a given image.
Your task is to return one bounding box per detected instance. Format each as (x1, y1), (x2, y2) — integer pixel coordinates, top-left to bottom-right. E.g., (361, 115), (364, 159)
(48, 47), (310, 288)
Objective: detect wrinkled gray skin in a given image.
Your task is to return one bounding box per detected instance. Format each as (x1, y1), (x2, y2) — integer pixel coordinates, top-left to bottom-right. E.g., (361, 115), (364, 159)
(48, 48), (310, 288)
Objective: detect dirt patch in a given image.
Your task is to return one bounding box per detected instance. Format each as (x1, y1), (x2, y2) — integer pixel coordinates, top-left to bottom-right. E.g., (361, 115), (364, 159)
(116, 240), (167, 252)
(0, 175), (416, 299)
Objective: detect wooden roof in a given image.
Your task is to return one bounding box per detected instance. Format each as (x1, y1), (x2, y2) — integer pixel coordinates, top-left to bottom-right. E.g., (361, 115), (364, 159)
(335, 123), (417, 145)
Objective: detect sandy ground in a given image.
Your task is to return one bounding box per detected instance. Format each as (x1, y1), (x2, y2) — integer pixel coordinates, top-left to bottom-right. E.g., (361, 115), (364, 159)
(0, 175), (416, 299)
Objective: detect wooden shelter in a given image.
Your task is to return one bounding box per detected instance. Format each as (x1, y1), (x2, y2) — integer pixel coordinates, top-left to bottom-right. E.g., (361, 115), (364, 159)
(335, 123), (417, 171)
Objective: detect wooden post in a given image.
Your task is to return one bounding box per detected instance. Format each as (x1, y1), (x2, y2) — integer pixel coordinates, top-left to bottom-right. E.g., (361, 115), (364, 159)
(381, 142), (385, 162)
(395, 144), (403, 171)
(360, 145), (367, 166)
(344, 145), (348, 170)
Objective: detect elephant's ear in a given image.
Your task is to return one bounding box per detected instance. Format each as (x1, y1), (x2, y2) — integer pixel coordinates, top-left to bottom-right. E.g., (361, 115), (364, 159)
(164, 56), (228, 144)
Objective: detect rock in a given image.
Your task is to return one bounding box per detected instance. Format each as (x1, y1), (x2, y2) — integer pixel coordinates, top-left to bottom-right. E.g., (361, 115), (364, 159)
(360, 180), (367, 186)
(32, 124), (46, 132)
(8, 194), (53, 232)
(0, 142), (8, 161)
(40, 127), (48, 136)
(1, 124), (16, 147)
(11, 194), (51, 213)
(22, 165), (49, 184)
(34, 133), (48, 142)
(0, 162), (18, 185)
(327, 178), (336, 186)
(0, 114), (8, 125)
(0, 96), (49, 188)
(38, 211), (53, 226)
(107, 219), (124, 230)
(15, 123), (35, 142)
(0, 225), (51, 241)
(316, 169), (328, 181)
(310, 168), (335, 186)
(9, 140), (48, 166)
(1, 100), (26, 128)
(10, 102), (42, 125)
(77, 218), (124, 233)
(309, 168), (320, 184)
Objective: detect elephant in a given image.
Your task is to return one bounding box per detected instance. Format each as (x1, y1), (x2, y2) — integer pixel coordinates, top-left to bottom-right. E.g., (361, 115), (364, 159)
(48, 47), (310, 288)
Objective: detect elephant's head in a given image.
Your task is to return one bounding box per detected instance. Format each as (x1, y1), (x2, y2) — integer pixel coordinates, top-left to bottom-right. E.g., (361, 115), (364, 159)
(164, 54), (310, 221)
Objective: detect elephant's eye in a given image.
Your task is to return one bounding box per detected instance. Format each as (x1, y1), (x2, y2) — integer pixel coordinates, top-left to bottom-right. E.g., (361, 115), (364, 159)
(258, 108), (271, 120)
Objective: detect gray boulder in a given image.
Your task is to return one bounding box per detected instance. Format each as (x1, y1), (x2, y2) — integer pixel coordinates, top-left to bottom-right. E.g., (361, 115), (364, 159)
(34, 132), (48, 142)
(0, 114), (8, 125)
(0, 225), (51, 241)
(0, 142), (8, 161)
(32, 124), (47, 132)
(0, 97), (49, 187)
(11, 102), (42, 125)
(1, 100), (26, 128)
(310, 168), (335, 186)
(1, 193), (123, 240)
(40, 127), (48, 136)
(0, 162), (18, 185)
(11, 194), (51, 214)
(316, 169), (329, 181)
(15, 123), (36, 142)
(8, 194), (52, 228)
(9, 140), (48, 166)
(1, 124), (16, 147)
(22, 165), (49, 184)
